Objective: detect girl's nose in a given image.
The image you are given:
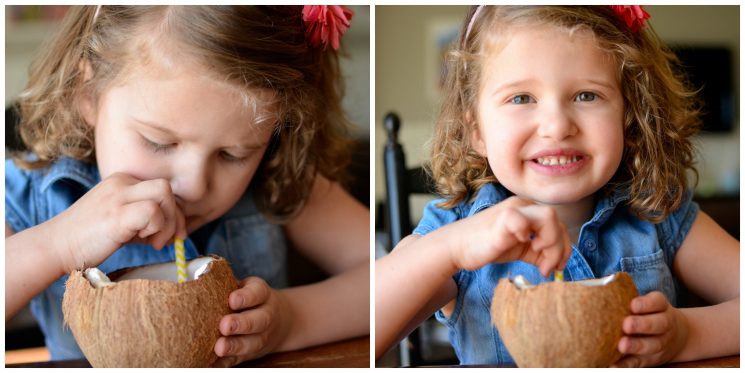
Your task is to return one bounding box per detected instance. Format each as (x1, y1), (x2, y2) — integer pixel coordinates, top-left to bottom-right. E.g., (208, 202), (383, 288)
(172, 160), (209, 203)
(536, 102), (578, 140)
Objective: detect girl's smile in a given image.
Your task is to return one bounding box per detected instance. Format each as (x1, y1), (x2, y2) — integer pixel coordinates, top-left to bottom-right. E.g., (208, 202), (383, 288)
(527, 148), (588, 176)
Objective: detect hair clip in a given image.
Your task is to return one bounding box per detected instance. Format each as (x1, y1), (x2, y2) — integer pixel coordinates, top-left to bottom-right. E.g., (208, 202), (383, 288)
(92, 5), (102, 23)
(463, 5), (485, 49)
(302, 5), (354, 50)
(610, 5), (651, 33)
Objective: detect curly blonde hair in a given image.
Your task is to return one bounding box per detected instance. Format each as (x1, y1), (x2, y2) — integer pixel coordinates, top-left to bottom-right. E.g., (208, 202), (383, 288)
(14, 5), (353, 222)
(430, 6), (701, 222)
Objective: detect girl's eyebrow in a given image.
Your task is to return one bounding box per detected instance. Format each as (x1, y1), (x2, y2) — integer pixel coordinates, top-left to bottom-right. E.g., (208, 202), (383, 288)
(584, 79), (617, 90)
(489, 78), (618, 97)
(131, 118), (176, 135)
(490, 79), (536, 97)
(132, 117), (269, 150)
(228, 141), (270, 151)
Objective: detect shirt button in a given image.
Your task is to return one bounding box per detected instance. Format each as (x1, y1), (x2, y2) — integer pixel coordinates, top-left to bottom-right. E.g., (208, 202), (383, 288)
(584, 240), (596, 250)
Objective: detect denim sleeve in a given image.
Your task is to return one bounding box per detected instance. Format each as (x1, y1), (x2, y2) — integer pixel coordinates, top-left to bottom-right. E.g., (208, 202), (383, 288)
(656, 189), (699, 267)
(412, 198), (462, 237)
(5, 159), (39, 233)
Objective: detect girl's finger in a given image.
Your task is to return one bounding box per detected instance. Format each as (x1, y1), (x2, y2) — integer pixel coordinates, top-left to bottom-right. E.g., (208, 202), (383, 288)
(559, 227), (572, 270)
(535, 242), (563, 277)
(219, 308), (271, 336)
(611, 354), (642, 368)
(118, 200), (160, 242)
(123, 178), (179, 226)
(622, 312), (671, 335)
(214, 334), (268, 360)
(500, 207), (533, 243)
(136, 203), (165, 239)
(631, 291), (669, 314)
(175, 207), (187, 239)
(617, 334), (664, 356)
(230, 277), (271, 310)
(210, 355), (237, 368)
(146, 204), (185, 250)
(519, 205), (561, 252)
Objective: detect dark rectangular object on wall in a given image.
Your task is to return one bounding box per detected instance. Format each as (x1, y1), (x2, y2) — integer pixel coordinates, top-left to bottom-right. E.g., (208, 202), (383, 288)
(672, 46), (734, 133)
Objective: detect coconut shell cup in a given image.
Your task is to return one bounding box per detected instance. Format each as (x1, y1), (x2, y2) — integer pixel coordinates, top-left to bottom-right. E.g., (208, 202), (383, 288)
(491, 272), (638, 368)
(62, 255), (238, 367)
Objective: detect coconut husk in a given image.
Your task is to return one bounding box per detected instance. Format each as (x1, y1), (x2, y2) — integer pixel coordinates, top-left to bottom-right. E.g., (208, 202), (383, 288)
(491, 272), (638, 367)
(62, 255), (238, 367)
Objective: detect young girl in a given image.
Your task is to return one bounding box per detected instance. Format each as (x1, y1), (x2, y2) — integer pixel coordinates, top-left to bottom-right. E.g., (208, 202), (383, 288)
(376, 5), (738, 367)
(6, 5), (369, 366)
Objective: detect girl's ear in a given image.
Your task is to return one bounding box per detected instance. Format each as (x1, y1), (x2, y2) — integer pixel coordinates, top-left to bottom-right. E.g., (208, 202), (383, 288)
(76, 59), (97, 127)
(467, 111), (487, 156)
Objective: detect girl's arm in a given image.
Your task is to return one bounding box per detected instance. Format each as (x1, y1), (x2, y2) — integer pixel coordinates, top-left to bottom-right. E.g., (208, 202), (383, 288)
(671, 211), (739, 361)
(6, 174), (186, 321)
(5, 222), (69, 320)
(375, 196), (574, 359)
(375, 232), (458, 359)
(277, 175), (370, 351)
(615, 211), (739, 367)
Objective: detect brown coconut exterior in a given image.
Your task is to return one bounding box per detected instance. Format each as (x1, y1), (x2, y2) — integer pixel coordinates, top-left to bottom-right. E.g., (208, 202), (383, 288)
(491, 272), (638, 367)
(62, 255), (238, 367)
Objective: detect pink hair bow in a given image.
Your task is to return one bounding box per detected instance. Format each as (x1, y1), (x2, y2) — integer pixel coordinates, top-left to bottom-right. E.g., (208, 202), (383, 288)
(610, 5), (651, 33)
(302, 5), (354, 50)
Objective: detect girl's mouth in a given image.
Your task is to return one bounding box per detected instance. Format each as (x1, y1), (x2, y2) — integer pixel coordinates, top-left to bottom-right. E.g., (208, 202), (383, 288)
(533, 155), (584, 166)
(528, 154), (588, 176)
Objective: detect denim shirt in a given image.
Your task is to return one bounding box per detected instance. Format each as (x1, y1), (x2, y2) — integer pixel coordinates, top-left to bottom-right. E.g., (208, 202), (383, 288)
(6, 157), (288, 360)
(412, 183), (698, 365)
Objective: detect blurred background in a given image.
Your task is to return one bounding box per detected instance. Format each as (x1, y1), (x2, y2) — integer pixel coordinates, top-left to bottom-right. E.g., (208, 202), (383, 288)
(375, 5), (739, 367)
(5, 5), (370, 364)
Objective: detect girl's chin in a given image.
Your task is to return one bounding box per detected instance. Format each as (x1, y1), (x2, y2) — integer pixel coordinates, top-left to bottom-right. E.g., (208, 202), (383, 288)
(517, 189), (595, 206)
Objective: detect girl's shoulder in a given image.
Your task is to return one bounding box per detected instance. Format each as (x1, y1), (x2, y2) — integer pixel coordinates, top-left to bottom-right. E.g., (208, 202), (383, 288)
(6, 157), (99, 191)
(6, 157), (99, 232)
(413, 183), (508, 236)
(653, 188), (699, 252)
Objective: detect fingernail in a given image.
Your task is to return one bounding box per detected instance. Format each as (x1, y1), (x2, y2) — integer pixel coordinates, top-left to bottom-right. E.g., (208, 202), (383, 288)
(230, 320), (238, 333)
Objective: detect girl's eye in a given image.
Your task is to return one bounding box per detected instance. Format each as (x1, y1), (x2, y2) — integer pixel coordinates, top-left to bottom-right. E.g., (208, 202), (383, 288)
(509, 94), (535, 105)
(220, 151), (248, 164)
(575, 92), (598, 102)
(140, 136), (175, 154)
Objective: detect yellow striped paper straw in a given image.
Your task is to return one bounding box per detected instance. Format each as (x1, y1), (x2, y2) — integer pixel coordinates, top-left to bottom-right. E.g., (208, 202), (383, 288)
(175, 238), (187, 283)
(554, 270), (564, 282)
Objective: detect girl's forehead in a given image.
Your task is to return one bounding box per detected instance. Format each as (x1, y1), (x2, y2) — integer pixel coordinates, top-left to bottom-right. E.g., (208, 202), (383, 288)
(480, 23), (598, 56)
(110, 34), (278, 119)
(478, 23), (617, 73)
(477, 24), (619, 88)
(111, 58), (278, 125)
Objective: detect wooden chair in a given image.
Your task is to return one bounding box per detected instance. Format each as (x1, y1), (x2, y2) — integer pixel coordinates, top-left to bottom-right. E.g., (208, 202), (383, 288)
(382, 112), (440, 366)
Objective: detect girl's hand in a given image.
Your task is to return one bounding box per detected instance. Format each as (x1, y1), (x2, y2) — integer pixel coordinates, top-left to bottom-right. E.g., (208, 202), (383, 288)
(212, 277), (291, 367)
(612, 291), (689, 367)
(450, 196), (572, 276)
(51, 173), (186, 272)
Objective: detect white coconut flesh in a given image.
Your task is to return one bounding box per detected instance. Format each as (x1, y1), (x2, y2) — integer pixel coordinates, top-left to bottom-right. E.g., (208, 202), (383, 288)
(84, 256), (214, 288)
(511, 273), (617, 289)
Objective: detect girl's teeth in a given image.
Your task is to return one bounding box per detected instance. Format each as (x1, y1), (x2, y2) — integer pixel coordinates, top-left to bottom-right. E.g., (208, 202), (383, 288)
(536, 156), (579, 166)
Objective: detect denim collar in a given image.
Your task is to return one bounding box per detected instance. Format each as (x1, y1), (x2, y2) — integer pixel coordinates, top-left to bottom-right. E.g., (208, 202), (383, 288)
(39, 157), (101, 193)
(466, 183), (629, 227)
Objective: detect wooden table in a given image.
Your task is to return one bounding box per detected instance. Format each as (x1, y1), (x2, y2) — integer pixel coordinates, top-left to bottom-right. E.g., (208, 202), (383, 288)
(5, 336), (370, 368)
(664, 355), (739, 368)
(414, 355), (739, 368)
